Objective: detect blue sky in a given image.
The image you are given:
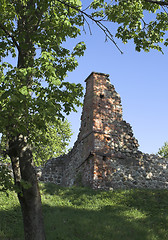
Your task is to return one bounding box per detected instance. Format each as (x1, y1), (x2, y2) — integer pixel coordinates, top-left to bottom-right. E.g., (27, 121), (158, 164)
(65, 23), (168, 154)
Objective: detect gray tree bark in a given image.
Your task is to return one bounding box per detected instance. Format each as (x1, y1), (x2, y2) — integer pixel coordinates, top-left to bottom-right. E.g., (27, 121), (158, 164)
(9, 136), (46, 240)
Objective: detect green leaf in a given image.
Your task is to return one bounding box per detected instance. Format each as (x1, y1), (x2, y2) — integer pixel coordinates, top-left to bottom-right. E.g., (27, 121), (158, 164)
(19, 86), (29, 95)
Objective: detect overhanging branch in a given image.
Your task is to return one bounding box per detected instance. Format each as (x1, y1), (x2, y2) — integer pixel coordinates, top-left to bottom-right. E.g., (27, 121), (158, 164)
(144, 0), (168, 6)
(56, 0), (123, 54)
(0, 23), (21, 54)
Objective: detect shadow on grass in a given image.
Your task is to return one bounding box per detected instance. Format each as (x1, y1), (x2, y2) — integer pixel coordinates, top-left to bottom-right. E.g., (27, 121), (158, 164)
(42, 184), (168, 240)
(1, 184), (168, 240)
(0, 205), (24, 240)
(117, 189), (168, 240)
(43, 204), (149, 240)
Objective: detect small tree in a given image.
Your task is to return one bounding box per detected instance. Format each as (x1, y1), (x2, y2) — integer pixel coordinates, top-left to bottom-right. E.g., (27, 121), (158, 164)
(32, 118), (73, 166)
(158, 142), (168, 158)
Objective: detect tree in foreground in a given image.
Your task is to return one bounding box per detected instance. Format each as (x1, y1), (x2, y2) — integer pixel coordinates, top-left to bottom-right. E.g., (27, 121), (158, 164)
(158, 142), (168, 158)
(0, 1), (84, 239)
(0, 0), (168, 239)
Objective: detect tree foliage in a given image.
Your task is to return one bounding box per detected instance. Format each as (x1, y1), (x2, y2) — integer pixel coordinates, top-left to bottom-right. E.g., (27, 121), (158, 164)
(53, 0), (168, 53)
(0, 164), (14, 192)
(32, 118), (72, 166)
(158, 142), (168, 158)
(0, 118), (72, 166)
(87, 0), (168, 53)
(105, 0), (168, 52)
(0, 0), (85, 144)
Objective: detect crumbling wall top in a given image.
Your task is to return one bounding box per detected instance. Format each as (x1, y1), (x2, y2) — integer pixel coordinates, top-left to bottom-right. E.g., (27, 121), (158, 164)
(84, 72), (110, 82)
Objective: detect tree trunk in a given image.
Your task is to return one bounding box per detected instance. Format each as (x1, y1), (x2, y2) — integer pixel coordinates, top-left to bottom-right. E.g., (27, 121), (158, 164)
(6, 6), (47, 239)
(9, 136), (46, 240)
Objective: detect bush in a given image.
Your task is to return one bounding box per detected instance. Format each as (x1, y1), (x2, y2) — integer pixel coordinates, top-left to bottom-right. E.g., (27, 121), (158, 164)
(158, 142), (168, 158)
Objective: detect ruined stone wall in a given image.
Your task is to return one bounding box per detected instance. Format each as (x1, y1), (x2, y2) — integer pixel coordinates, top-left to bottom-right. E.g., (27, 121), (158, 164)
(92, 153), (168, 190)
(40, 135), (95, 187)
(40, 156), (67, 185)
(40, 72), (168, 190)
(40, 152), (168, 190)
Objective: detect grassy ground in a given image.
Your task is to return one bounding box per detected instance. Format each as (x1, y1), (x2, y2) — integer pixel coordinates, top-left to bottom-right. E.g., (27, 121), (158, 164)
(0, 183), (168, 240)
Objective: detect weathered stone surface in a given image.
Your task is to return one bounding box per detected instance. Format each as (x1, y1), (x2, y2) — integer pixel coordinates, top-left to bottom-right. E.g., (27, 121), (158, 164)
(40, 72), (168, 190)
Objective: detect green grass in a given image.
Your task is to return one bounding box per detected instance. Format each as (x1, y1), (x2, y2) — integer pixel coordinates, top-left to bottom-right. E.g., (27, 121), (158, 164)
(0, 183), (168, 240)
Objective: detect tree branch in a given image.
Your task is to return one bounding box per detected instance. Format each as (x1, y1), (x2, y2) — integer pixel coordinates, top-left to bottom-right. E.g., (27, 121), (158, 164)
(0, 23), (21, 54)
(161, 5), (168, 14)
(56, 0), (123, 54)
(144, 0), (168, 6)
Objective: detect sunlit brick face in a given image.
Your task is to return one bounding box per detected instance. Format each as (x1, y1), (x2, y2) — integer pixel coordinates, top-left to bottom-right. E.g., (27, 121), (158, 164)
(81, 72), (139, 157)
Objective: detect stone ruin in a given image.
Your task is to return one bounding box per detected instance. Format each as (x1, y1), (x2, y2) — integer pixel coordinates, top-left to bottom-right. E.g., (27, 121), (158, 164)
(40, 72), (168, 189)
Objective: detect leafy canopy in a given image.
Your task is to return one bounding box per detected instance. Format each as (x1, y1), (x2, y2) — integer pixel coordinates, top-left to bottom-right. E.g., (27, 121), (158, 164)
(0, 0), (85, 149)
(89, 0), (168, 53)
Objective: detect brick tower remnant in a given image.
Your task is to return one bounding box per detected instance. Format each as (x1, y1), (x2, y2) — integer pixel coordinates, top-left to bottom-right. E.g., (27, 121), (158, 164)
(41, 72), (142, 189)
(77, 72), (142, 188)
(80, 72), (140, 159)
